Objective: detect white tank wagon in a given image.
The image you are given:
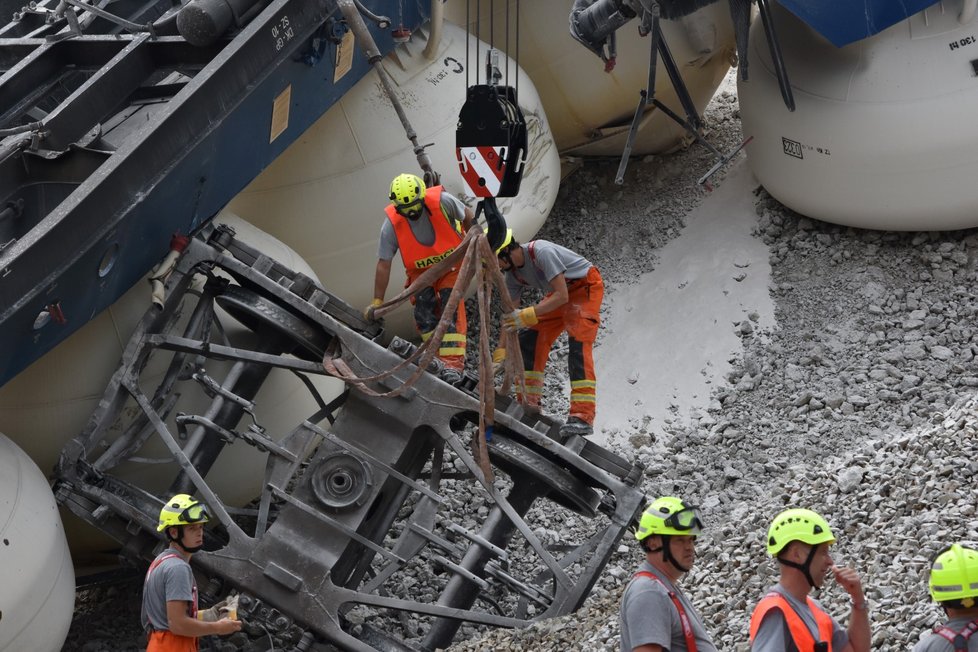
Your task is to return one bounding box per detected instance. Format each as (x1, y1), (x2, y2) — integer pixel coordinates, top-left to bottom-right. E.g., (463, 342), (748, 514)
(0, 432), (74, 652)
(229, 22), (560, 335)
(739, 0), (978, 230)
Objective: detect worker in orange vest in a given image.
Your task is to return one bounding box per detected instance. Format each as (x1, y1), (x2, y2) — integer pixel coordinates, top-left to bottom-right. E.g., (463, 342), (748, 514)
(913, 543), (978, 651)
(368, 173), (474, 384)
(141, 494), (241, 651)
(749, 508), (870, 652)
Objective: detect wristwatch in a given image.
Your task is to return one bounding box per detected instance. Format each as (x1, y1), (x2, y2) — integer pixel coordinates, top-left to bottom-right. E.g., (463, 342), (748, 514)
(851, 599), (869, 611)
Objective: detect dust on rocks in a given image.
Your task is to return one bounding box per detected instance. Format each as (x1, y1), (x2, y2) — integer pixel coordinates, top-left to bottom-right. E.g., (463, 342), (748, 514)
(450, 70), (978, 652)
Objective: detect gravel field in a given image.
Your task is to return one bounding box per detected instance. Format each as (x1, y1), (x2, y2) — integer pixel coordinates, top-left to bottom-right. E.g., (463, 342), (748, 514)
(63, 71), (978, 652)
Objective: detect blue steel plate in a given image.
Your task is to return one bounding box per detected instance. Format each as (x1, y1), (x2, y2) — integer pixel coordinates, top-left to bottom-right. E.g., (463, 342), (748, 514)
(777, 0), (943, 47)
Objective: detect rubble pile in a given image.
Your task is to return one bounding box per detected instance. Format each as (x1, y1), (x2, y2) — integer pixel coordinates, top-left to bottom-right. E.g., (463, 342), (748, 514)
(64, 75), (978, 652)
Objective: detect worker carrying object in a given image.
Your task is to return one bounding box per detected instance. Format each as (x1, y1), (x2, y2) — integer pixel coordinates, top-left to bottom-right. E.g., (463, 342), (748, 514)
(141, 493), (242, 651)
(368, 173), (475, 385)
(749, 508), (871, 652)
(912, 543), (978, 651)
(619, 496), (717, 652)
(495, 228), (603, 436)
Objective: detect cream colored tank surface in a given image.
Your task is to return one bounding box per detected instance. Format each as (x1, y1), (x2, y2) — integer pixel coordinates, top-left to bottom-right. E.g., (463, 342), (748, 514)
(0, 214), (343, 565)
(230, 22), (561, 336)
(0, 432), (74, 652)
(445, 0), (736, 156)
(739, 0), (978, 230)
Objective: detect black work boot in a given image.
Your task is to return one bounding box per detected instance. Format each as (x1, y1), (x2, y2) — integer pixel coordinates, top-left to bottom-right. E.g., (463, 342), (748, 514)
(559, 416), (592, 437)
(439, 367), (463, 386)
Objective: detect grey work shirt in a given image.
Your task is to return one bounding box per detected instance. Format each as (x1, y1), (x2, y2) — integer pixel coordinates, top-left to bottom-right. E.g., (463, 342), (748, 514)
(503, 239), (593, 302)
(377, 191), (468, 261)
(141, 548), (197, 632)
(912, 617), (978, 651)
(619, 561), (718, 652)
(751, 584), (848, 652)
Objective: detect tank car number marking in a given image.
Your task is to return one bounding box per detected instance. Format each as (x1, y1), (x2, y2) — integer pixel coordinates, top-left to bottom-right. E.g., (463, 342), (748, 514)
(427, 57), (465, 86)
(949, 35), (975, 51)
(782, 137), (803, 159)
(783, 137), (831, 160)
(272, 15), (295, 52)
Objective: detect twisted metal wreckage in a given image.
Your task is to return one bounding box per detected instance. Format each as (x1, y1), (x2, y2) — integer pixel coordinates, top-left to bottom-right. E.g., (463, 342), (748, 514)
(54, 221), (647, 651)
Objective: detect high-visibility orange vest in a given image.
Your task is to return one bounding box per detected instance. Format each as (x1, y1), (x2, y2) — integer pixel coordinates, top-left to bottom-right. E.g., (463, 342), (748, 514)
(749, 591), (834, 652)
(385, 186), (463, 285)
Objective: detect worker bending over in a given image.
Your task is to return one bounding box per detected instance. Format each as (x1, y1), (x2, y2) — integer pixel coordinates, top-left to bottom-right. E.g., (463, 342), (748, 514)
(368, 173), (474, 385)
(496, 229), (603, 436)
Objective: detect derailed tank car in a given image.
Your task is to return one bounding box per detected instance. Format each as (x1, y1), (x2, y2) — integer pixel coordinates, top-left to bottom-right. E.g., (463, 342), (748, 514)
(54, 223), (646, 651)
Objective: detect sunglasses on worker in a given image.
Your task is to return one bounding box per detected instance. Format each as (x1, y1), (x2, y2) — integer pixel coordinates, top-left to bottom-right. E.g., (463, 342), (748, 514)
(395, 197), (424, 218)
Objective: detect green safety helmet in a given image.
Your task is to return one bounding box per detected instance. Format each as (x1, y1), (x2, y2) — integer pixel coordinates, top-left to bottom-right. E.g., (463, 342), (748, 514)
(158, 493), (210, 532)
(484, 227), (514, 255)
(929, 543), (978, 607)
(635, 496), (703, 541)
(766, 508), (835, 556)
(495, 228), (514, 255)
(389, 173), (426, 210)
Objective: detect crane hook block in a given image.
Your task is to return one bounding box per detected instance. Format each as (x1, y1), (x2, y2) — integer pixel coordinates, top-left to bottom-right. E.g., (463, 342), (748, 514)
(455, 85), (527, 198)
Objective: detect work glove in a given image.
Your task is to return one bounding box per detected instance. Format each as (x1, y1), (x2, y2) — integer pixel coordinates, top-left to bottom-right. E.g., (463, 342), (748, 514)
(502, 307), (538, 331)
(492, 348), (506, 375)
(363, 298), (383, 321)
(198, 594), (238, 622)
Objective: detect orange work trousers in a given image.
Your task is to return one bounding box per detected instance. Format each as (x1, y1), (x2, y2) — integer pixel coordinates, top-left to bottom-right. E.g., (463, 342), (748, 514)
(518, 266), (603, 424)
(147, 630), (198, 652)
(413, 271), (467, 372)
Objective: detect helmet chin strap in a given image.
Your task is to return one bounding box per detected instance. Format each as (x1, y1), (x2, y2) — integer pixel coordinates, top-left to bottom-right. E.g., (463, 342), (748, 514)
(168, 527), (204, 554)
(647, 535), (690, 573)
(661, 535), (691, 573)
(778, 544), (820, 588)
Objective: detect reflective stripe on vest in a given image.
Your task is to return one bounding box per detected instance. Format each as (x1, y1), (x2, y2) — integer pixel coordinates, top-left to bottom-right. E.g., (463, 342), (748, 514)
(385, 186), (463, 283)
(633, 571), (698, 652)
(749, 592), (833, 652)
(934, 619), (978, 651)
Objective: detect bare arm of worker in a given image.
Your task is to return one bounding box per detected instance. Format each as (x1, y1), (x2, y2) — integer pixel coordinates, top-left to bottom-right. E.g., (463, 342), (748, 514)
(833, 565), (871, 652)
(373, 259), (392, 302)
(165, 601), (242, 637)
(461, 205), (475, 232)
(532, 272), (569, 316)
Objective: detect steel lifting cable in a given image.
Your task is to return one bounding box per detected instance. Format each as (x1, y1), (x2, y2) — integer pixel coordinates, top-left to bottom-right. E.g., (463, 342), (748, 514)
(510, 0), (522, 97)
(489, 0), (494, 70)
(505, 0), (509, 88)
(336, 0), (437, 181)
(323, 231), (529, 483)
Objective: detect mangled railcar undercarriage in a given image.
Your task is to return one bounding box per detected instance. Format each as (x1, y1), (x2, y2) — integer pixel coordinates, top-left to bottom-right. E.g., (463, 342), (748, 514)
(54, 223), (646, 651)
